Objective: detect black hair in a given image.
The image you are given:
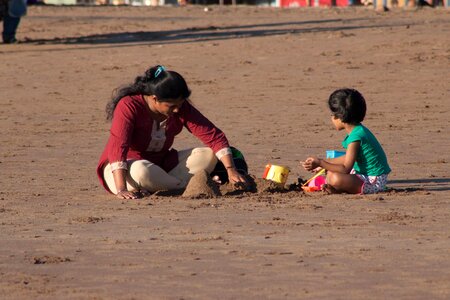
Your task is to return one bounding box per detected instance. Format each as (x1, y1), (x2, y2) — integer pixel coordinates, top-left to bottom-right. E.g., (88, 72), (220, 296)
(106, 65), (191, 120)
(328, 88), (366, 124)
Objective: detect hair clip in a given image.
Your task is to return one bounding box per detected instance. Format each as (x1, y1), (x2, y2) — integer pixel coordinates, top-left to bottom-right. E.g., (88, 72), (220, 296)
(154, 65), (166, 78)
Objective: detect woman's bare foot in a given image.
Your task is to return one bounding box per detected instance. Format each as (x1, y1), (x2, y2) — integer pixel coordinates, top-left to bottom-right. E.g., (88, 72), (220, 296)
(212, 175), (222, 185)
(139, 189), (152, 197)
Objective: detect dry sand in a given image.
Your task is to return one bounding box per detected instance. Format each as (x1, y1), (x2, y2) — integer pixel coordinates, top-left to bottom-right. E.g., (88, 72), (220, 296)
(1, 4), (449, 299)
(182, 170), (221, 198)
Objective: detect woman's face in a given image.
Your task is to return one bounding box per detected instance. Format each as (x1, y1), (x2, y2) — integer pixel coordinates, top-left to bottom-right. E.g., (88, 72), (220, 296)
(152, 97), (185, 117)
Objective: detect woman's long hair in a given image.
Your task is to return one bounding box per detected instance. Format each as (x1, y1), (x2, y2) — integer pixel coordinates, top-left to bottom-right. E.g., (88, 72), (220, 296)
(106, 65), (191, 120)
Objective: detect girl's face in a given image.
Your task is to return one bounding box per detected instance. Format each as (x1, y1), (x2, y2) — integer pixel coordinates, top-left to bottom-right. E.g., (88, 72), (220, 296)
(331, 115), (345, 131)
(150, 96), (185, 117)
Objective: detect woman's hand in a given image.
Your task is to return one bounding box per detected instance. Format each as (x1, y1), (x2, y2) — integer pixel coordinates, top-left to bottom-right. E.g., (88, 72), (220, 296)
(227, 168), (249, 189)
(116, 189), (151, 199)
(301, 157), (321, 172)
(219, 153), (249, 189)
(116, 190), (139, 200)
(138, 189), (151, 197)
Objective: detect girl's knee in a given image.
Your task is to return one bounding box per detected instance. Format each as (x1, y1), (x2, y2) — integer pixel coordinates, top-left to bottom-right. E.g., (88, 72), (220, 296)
(326, 172), (339, 186)
(326, 171), (363, 194)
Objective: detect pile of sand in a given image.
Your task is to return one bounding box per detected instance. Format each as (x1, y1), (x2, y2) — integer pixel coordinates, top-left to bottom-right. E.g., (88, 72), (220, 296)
(182, 170), (221, 199)
(174, 172), (300, 199)
(181, 171), (289, 198)
(218, 175), (290, 196)
(252, 177), (288, 194)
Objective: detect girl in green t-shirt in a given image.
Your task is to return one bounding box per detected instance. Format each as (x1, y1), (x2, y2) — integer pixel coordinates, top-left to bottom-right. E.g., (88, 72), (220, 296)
(301, 88), (391, 194)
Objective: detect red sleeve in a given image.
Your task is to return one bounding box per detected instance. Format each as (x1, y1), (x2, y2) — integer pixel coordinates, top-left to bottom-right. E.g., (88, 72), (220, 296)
(179, 101), (230, 153)
(107, 99), (135, 164)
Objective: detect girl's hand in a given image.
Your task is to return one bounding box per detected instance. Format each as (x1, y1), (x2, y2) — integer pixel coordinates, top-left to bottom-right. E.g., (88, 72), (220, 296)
(301, 157), (321, 171)
(312, 166), (323, 173)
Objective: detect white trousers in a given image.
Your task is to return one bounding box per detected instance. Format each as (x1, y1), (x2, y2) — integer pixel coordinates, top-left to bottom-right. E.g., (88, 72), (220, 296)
(103, 147), (217, 194)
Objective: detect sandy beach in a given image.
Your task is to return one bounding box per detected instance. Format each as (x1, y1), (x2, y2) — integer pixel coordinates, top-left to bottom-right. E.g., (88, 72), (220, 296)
(1, 5), (449, 299)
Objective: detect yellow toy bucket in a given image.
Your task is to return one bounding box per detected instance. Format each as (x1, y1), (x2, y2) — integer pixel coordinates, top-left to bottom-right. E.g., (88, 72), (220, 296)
(263, 164), (290, 186)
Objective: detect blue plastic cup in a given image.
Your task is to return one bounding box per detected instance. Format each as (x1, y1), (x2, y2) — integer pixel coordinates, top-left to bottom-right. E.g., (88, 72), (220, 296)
(326, 150), (346, 159)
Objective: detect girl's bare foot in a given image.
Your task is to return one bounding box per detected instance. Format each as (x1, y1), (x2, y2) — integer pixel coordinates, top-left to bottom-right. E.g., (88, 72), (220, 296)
(322, 184), (339, 194)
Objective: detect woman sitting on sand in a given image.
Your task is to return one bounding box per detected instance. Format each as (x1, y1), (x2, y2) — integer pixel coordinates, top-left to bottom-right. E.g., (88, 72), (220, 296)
(97, 65), (248, 199)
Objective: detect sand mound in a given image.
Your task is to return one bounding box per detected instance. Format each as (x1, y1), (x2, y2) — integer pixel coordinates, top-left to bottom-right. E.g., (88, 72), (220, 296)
(220, 174), (256, 195)
(253, 178), (287, 194)
(182, 170), (221, 199)
(219, 175), (290, 195)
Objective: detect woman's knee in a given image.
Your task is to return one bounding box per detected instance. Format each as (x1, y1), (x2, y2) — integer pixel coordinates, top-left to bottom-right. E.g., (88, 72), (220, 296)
(129, 160), (182, 191)
(128, 160), (152, 183)
(192, 147), (214, 158)
(188, 147), (217, 173)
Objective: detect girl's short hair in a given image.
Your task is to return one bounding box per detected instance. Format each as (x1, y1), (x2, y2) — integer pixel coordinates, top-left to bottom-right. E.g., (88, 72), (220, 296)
(328, 88), (366, 124)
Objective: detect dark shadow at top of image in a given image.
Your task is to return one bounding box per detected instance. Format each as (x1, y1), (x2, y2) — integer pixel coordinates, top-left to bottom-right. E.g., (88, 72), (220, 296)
(11, 17), (415, 52)
(28, 14), (197, 21)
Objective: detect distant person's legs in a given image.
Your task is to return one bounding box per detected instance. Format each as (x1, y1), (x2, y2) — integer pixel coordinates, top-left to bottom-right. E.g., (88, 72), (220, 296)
(407, 0), (416, 7)
(2, 13), (21, 43)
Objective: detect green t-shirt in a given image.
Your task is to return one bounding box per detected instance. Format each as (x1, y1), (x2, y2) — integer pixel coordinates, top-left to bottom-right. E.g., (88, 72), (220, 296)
(342, 124), (391, 176)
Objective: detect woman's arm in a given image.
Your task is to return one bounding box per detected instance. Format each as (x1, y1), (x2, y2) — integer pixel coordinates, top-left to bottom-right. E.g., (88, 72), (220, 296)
(107, 98), (137, 198)
(303, 142), (360, 174)
(220, 153), (249, 187)
(180, 102), (230, 154)
(180, 102), (249, 186)
(112, 169), (138, 199)
(179, 102), (249, 187)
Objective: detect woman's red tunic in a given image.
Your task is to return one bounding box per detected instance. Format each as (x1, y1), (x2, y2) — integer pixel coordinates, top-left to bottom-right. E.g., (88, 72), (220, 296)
(97, 95), (230, 193)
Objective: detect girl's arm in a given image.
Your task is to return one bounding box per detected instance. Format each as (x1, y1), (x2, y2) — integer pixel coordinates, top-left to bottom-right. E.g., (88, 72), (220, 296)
(325, 155), (346, 165)
(303, 142), (360, 174)
(306, 155), (346, 173)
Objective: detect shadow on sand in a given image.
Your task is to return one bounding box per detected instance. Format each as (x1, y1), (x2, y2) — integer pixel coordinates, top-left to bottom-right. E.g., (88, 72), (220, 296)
(388, 178), (450, 192)
(17, 17), (415, 51)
